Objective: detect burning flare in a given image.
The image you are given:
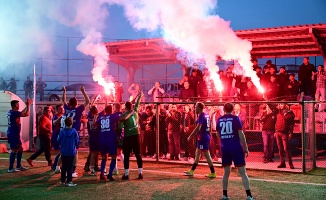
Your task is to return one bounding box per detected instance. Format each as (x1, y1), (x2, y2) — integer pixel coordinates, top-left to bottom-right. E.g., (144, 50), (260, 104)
(76, 30), (115, 100)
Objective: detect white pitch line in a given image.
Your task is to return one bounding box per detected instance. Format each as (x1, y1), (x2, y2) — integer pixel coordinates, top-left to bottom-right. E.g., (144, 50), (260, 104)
(131, 168), (326, 186)
(1, 158), (325, 186)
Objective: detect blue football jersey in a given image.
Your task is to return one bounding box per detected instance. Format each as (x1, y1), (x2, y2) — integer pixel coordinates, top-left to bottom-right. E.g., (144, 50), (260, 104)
(96, 113), (119, 139)
(196, 112), (210, 140)
(217, 114), (242, 146)
(64, 104), (85, 131)
(52, 114), (66, 134)
(87, 111), (100, 135)
(7, 110), (21, 136)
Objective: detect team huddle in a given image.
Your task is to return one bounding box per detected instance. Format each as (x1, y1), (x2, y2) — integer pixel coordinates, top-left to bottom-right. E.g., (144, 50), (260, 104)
(6, 86), (253, 200)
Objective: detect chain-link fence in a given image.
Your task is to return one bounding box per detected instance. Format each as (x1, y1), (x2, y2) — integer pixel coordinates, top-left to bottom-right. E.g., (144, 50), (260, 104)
(133, 101), (325, 173)
(17, 100), (326, 173)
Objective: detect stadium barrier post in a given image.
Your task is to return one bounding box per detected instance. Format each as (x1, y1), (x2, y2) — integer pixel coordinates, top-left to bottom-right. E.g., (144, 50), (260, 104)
(156, 102), (160, 162)
(312, 101), (316, 169)
(301, 101), (306, 173)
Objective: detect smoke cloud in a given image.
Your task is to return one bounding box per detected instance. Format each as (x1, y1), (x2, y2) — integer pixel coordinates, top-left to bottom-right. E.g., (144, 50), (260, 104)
(42, 0), (116, 95)
(0, 0), (116, 95)
(0, 0), (262, 94)
(0, 1), (53, 69)
(111, 0), (262, 91)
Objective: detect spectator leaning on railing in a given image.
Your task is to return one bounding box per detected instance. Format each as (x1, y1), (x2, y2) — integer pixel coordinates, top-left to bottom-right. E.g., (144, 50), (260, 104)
(128, 83), (145, 103)
(36, 77), (47, 101)
(148, 81), (164, 102)
(286, 73), (300, 101)
(277, 67), (289, 99)
(23, 76), (33, 100)
(0, 77), (7, 90)
(179, 81), (194, 102)
(7, 78), (17, 94)
(266, 75), (279, 100)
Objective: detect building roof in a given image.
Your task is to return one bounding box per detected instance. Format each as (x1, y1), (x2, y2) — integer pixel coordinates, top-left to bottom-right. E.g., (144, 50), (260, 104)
(105, 23), (326, 68)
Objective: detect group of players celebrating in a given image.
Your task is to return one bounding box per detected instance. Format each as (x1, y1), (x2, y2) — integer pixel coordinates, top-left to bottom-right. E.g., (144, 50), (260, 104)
(7, 86), (253, 200)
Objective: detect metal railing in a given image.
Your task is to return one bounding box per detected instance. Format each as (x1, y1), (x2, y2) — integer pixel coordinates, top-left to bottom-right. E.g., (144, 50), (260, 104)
(2, 100), (324, 173)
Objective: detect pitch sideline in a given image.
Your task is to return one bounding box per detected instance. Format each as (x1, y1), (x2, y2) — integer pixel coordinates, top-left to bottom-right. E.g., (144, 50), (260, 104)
(0, 158), (325, 187)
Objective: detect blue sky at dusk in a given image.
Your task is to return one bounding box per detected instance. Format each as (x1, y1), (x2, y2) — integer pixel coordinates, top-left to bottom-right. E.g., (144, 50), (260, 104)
(0, 0), (325, 93)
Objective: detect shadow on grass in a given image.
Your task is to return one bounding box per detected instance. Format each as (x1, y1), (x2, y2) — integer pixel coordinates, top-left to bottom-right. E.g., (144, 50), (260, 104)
(306, 167), (326, 176)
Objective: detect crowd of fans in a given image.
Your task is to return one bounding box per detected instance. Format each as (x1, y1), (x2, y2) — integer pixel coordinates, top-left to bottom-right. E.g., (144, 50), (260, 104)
(176, 57), (325, 107)
(109, 56), (324, 164)
(4, 57), (325, 178)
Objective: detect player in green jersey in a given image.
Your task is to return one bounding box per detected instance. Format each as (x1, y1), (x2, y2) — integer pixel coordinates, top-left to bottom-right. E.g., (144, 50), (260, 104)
(118, 91), (143, 180)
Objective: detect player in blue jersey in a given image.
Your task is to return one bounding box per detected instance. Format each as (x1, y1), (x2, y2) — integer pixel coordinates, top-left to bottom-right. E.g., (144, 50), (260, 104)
(62, 86), (90, 178)
(7, 98), (32, 173)
(87, 105), (102, 176)
(184, 102), (216, 178)
(217, 103), (253, 200)
(112, 103), (124, 176)
(83, 95), (102, 174)
(95, 105), (119, 181)
(51, 104), (65, 173)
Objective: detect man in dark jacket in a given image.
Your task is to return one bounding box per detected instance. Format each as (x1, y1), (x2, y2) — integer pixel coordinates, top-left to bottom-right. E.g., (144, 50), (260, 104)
(277, 67), (289, 99)
(298, 57), (316, 100)
(287, 74), (300, 101)
(181, 105), (195, 161)
(179, 81), (194, 101)
(36, 77), (47, 101)
(274, 101), (295, 169)
(142, 105), (156, 157)
(166, 104), (182, 160)
(261, 104), (277, 163)
(266, 75), (279, 100)
(158, 105), (168, 159)
(23, 76), (33, 100)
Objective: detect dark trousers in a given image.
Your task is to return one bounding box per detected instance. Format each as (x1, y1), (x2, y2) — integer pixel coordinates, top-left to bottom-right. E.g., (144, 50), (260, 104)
(159, 130), (168, 155)
(37, 90), (44, 101)
(275, 132), (292, 163)
(123, 135), (143, 169)
(140, 130), (146, 156)
(168, 131), (180, 158)
(183, 131), (195, 158)
(25, 90), (32, 100)
(144, 130), (156, 156)
(262, 131), (275, 160)
(85, 152), (98, 168)
(61, 155), (74, 183)
(209, 133), (221, 158)
(30, 134), (52, 162)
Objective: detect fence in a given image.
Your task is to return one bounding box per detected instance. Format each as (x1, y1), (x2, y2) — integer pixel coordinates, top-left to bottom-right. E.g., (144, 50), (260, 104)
(15, 100), (326, 173)
(124, 101), (325, 173)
